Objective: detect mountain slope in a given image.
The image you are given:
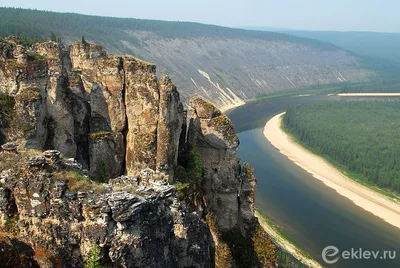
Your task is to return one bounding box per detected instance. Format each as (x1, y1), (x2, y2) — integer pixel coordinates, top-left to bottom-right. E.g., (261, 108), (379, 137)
(281, 30), (400, 64)
(0, 7), (374, 109)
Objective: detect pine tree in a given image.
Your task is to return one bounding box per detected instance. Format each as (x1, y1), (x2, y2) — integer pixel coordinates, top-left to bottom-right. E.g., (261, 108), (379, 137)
(50, 32), (57, 42)
(82, 36), (88, 45)
(99, 160), (108, 183)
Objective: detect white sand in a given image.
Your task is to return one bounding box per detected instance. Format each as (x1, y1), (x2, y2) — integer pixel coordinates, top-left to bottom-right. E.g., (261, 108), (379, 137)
(264, 113), (400, 230)
(336, 93), (400, 97)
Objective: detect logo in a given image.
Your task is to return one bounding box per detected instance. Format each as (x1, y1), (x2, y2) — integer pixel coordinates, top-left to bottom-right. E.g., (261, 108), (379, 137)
(322, 246), (340, 264)
(322, 246), (396, 264)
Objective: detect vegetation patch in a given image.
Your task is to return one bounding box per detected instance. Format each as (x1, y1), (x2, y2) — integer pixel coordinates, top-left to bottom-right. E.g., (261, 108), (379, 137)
(3, 215), (20, 235)
(252, 225), (279, 267)
(220, 227), (278, 268)
(89, 131), (113, 140)
(20, 36), (45, 47)
(283, 100), (400, 195)
(16, 87), (41, 102)
(0, 93), (15, 124)
(340, 82), (400, 93)
(53, 171), (104, 193)
(208, 115), (238, 145)
(174, 146), (205, 208)
(85, 244), (104, 268)
(26, 51), (45, 61)
(97, 160), (109, 183)
(0, 152), (21, 174)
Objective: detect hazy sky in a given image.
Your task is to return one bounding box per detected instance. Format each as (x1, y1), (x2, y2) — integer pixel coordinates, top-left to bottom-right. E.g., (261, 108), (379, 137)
(1, 0), (399, 32)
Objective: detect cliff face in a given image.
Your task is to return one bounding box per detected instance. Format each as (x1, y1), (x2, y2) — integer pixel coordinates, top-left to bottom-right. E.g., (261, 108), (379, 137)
(0, 37), (277, 267)
(0, 37), (183, 179)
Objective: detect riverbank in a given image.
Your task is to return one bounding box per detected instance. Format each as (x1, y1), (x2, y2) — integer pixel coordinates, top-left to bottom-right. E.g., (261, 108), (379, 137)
(255, 210), (323, 268)
(263, 112), (400, 230)
(337, 93), (400, 97)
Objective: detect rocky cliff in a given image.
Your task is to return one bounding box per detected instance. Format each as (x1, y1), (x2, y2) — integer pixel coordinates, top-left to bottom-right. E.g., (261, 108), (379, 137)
(0, 37), (183, 179)
(0, 37), (279, 267)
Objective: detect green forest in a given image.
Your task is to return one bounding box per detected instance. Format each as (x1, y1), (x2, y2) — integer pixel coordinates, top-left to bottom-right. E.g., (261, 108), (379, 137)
(2, 7), (400, 83)
(340, 82), (400, 93)
(0, 7), (335, 50)
(283, 100), (400, 194)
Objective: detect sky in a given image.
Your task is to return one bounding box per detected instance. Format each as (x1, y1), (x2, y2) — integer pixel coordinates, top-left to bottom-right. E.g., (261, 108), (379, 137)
(1, 0), (399, 33)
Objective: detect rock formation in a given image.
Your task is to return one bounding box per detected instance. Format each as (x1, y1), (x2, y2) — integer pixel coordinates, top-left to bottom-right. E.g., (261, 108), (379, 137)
(0, 37), (183, 179)
(0, 37), (280, 267)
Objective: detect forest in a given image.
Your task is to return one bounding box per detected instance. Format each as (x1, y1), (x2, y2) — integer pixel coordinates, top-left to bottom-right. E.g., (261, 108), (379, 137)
(283, 100), (400, 193)
(340, 82), (400, 93)
(0, 7), (335, 50)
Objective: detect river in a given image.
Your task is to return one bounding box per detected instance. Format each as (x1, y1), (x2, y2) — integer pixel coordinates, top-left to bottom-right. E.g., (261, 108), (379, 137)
(227, 95), (400, 268)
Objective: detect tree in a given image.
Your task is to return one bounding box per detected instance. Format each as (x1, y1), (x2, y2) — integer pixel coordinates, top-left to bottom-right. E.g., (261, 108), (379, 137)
(82, 36), (88, 45)
(98, 160), (108, 183)
(50, 32), (57, 42)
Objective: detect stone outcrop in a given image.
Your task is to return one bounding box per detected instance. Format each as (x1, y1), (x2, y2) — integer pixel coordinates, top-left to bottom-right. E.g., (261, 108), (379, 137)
(0, 37), (280, 267)
(0, 37), (183, 179)
(187, 94), (256, 233)
(157, 76), (184, 178)
(0, 150), (212, 268)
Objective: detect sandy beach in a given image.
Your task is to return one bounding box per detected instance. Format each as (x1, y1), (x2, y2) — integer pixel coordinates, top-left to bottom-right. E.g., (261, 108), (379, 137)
(336, 93), (400, 97)
(264, 112), (400, 230)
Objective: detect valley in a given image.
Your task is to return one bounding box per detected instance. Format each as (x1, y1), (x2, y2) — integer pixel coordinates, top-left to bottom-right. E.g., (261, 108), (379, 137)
(0, 4), (399, 267)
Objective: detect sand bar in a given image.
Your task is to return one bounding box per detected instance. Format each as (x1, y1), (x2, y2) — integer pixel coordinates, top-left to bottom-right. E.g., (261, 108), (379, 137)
(336, 93), (400, 97)
(264, 112), (400, 230)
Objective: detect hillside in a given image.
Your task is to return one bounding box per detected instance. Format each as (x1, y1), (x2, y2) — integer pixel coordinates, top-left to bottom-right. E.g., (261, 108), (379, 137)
(0, 7), (374, 109)
(281, 30), (400, 64)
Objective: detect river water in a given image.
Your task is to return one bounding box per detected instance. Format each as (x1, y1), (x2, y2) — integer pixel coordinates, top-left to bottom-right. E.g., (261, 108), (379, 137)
(227, 95), (400, 268)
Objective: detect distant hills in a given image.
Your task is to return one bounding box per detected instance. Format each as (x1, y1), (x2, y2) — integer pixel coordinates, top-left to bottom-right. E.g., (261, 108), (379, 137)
(281, 30), (400, 64)
(241, 27), (400, 76)
(0, 7), (374, 108)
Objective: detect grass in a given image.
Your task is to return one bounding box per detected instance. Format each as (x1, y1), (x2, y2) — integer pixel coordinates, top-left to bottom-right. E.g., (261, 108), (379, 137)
(15, 87), (41, 102)
(53, 171), (104, 193)
(88, 131), (112, 140)
(173, 182), (190, 192)
(0, 149), (42, 175)
(280, 115), (400, 202)
(252, 225), (278, 267)
(0, 152), (20, 173)
(255, 209), (314, 261)
(26, 51), (45, 61)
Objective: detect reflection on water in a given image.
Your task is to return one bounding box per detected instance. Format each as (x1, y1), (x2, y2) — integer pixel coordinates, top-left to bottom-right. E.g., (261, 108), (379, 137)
(227, 96), (400, 268)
